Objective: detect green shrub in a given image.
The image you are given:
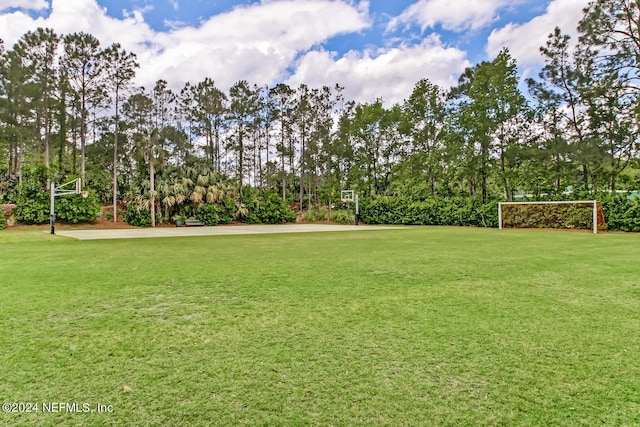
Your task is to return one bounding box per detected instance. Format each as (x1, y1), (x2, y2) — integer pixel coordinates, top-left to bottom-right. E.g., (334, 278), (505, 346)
(15, 192), (50, 224)
(621, 198), (640, 232)
(305, 207), (328, 222)
(14, 180), (100, 225)
(330, 209), (355, 225)
(360, 196), (497, 227)
(254, 191), (297, 224)
(217, 198), (236, 224)
(239, 188), (261, 224)
(123, 203), (152, 227)
(196, 204), (219, 226)
(0, 208), (6, 230)
(55, 193), (100, 224)
(477, 200), (499, 228)
(500, 201), (612, 231)
(502, 203), (595, 230)
(597, 193), (640, 232)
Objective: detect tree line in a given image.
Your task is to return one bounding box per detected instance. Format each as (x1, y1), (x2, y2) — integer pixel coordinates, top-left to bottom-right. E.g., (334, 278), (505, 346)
(0, 0), (638, 225)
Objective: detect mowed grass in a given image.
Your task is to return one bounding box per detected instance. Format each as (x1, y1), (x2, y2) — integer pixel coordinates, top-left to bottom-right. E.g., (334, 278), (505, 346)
(0, 227), (639, 426)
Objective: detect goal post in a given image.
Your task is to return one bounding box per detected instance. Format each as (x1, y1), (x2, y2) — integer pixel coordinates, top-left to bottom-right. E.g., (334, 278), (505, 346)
(498, 200), (606, 234)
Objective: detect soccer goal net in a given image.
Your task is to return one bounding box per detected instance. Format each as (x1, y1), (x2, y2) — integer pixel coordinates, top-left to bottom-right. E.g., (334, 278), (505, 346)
(498, 200), (607, 234)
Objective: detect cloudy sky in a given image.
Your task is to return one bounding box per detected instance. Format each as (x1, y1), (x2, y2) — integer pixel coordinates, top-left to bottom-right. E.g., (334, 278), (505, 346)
(0, 0), (589, 104)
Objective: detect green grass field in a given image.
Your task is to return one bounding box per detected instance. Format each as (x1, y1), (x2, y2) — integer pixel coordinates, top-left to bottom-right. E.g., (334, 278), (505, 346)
(1, 227), (639, 426)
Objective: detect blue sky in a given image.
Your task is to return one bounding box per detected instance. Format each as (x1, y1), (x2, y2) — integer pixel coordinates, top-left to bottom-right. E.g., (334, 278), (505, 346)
(0, 0), (589, 104)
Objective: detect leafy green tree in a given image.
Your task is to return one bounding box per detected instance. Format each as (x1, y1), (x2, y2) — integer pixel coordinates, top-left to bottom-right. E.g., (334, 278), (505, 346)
(61, 32), (106, 186)
(253, 85), (276, 190)
(591, 83), (637, 190)
(527, 75), (574, 195)
(292, 84), (314, 209)
(123, 90), (164, 227)
(577, 1), (640, 190)
(399, 79), (446, 196)
(269, 83), (295, 199)
(101, 43), (138, 221)
(337, 101), (357, 183)
(228, 80), (259, 192)
(578, 0), (640, 90)
(532, 28), (599, 191)
(451, 49), (527, 202)
(349, 100), (388, 196)
(308, 85), (341, 209)
(181, 78), (227, 172)
(12, 28), (60, 181)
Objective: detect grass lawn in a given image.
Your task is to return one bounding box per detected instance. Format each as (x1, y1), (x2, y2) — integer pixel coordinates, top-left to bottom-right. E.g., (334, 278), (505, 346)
(0, 226), (639, 426)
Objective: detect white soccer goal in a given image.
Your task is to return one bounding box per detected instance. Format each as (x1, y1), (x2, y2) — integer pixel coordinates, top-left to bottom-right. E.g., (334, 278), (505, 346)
(498, 200), (605, 234)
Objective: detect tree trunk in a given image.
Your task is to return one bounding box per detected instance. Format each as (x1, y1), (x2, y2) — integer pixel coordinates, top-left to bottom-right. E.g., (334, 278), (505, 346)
(113, 90), (119, 223)
(299, 136), (305, 212)
(238, 127), (244, 193)
(80, 88), (87, 186)
(150, 159), (156, 227)
(281, 130), (286, 200)
(58, 92), (67, 174)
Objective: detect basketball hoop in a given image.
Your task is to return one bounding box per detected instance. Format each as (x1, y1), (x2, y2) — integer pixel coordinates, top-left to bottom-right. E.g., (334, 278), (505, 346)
(50, 178), (83, 235)
(340, 190), (360, 226)
(340, 190), (354, 203)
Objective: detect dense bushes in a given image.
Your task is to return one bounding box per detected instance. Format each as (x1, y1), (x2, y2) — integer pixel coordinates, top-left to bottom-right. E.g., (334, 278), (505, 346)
(237, 189), (296, 225)
(358, 194), (639, 232)
(330, 209), (355, 225)
(14, 192), (50, 224)
(121, 190), (295, 227)
(501, 203), (600, 230)
(360, 196), (498, 228)
(303, 207), (356, 224)
(14, 191), (100, 225)
(253, 191), (297, 224)
(0, 208), (6, 230)
(599, 195), (640, 232)
(195, 204), (219, 226)
(123, 203), (154, 227)
(217, 198), (237, 224)
(304, 207), (328, 222)
(55, 193), (101, 223)
(192, 199), (238, 226)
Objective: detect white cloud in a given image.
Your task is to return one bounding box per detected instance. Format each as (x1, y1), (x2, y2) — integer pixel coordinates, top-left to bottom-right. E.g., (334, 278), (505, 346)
(133, 0), (371, 90)
(486, 0), (589, 69)
(388, 0), (521, 33)
(0, 0), (48, 11)
(287, 34), (470, 105)
(0, 0), (470, 105)
(0, 0), (370, 93)
(0, 0), (156, 50)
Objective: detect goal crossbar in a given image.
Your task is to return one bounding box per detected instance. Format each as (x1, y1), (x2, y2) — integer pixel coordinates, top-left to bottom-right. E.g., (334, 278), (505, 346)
(498, 200), (600, 234)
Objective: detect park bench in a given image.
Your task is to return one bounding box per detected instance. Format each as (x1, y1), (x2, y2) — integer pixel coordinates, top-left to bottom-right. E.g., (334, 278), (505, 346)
(184, 219), (205, 226)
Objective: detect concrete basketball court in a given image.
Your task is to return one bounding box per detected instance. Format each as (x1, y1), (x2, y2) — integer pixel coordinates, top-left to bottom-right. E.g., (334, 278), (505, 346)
(54, 224), (401, 240)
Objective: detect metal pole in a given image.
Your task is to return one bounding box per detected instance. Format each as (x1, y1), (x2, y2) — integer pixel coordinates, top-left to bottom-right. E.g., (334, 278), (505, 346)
(593, 200), (598, 234)
(50, 182), (56, 235)
(355, 194), (359, 226)
(498, 202), (503, 230)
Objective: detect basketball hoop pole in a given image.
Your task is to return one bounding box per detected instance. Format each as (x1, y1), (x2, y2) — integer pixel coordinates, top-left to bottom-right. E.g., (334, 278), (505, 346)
(50, 178), (83, 235)
(355, 194), (359, 226)
(50, 182), (55, 235)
